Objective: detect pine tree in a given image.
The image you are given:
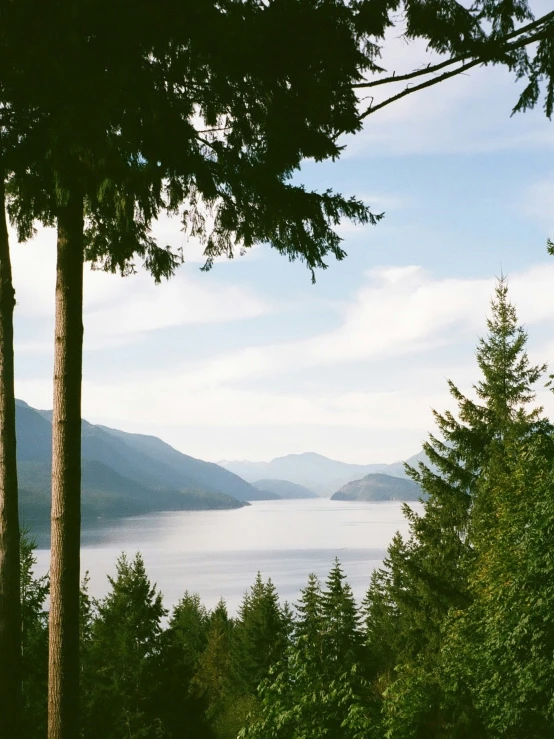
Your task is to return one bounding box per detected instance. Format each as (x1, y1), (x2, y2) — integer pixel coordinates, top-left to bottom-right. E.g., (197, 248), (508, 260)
(320, 560), (363, 675)
(364, 277), (549, 738)
(192, 599), (239, 739)
(20, 532), (49, 739)
(442, 429), (554, 737)
(3, 7), (381, 733)
(84, 552), (167, 739)
(233, 573), (291, 697)
(0, 144), (21, 739)
(241, 563), (375, 739)
(156, 592), (213, 739)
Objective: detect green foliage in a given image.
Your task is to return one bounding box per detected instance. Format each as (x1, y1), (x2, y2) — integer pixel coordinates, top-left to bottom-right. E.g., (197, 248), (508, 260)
(233, 573), (292, 696)
(20, 532), (49, 739)
(241, 562), (376, 739)
(364, 277), (550, 737)
(83, 552), (167, 739)
(443, 432), (554, 738)
(156, 592), (214, 738)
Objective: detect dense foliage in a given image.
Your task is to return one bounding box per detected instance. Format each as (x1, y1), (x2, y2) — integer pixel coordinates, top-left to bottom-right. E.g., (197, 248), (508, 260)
(19, 284), (554, 737)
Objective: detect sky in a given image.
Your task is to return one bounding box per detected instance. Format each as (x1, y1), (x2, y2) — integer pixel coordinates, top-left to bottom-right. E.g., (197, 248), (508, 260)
(11, 8), (554, 465)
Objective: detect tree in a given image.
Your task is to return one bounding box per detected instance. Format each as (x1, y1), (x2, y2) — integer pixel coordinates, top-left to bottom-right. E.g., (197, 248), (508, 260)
(20, 532), (49, 739)
(156, 592), (214, 738)
(0, 160), (21, 739)
(241, 563), (375, 739)
(442, 430), (554, 738)
(364, 277), (549, 737)
(192, 599), (238, 739)
(2, 5), (551, 736)
(84, 552), (167, 739)
(232, 573), (291, 697)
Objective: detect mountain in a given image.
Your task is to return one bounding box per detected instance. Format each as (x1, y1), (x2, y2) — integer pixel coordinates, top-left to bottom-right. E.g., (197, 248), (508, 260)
(252, 479), (318, 499)
(331, 473), (423, 502)
(220, 451), (427, 495)
(15, 400), (256, 522)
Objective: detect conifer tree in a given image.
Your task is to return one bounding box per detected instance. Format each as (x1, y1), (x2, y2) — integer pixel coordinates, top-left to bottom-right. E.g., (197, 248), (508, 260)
(2, 6), (551, 736)
(0, 168), (21, 739)
(20, 533), (49, 739)
(365, 277), (549, 737)
(4, 6), (383, 734)
(192, 599), (238, 739)
(84, 552), (167, 739)
(442, 429), (554, 737)
(233, 573), (291, 697)
(156, 592), (213, 738)
(320, 560), (363, 674)
(241, 563), (374, 739)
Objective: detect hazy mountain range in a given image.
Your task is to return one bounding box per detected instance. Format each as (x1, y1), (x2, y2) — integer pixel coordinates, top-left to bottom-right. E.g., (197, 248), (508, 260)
(16, 399), (258, 522)
(220, 451), (427, 495)
(252, 479), (319, 500)
(331, 473), (422, 502)
(15, 398), (428, 523)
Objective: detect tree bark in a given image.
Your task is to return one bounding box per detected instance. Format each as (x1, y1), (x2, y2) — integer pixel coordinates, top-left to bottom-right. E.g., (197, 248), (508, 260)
(0, 173), (22, 739)
(48, 190), (84, 739)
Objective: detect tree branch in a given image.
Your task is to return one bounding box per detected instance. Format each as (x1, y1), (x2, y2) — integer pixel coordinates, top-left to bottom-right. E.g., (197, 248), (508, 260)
(357, 19), (554, 121)
(352, 9), (554, 92)
(358, 57), (482, 120)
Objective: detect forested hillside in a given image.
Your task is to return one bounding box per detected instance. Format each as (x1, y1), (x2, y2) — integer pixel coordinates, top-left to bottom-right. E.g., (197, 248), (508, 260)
(331, 472), (422, 501)
(16, 402), (255, 522)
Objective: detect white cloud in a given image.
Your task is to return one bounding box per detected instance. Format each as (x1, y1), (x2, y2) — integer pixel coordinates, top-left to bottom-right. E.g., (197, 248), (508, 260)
(15, 260), (554, 463)
(10, 223), (268, 354)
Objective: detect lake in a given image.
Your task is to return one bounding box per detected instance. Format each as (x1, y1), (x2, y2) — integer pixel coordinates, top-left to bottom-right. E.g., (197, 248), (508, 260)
(32, 498), (420, 614)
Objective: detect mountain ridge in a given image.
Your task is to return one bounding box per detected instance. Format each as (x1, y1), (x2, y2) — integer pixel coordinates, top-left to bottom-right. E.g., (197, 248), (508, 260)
(331, 472), (423, 502)
(15, 399), (256, 522)
(220, 450), (427, 495)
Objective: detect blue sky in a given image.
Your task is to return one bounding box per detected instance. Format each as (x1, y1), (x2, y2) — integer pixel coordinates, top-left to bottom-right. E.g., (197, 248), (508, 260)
(11, 11), (554, 464)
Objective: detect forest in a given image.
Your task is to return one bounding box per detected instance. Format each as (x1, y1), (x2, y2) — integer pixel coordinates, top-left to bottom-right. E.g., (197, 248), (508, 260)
(19, 279), (554, 737)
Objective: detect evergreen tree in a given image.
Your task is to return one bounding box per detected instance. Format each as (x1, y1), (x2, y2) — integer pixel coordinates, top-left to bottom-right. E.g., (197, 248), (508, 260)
(443, 430), (554, 738)
(192, 599), (238, 739)
(233, 573), (291, 697)
(0, 113), (22, 739)
(20, 532), (49, 739)
(4, 7), (381, 733)
(84, 552), (167, 739)
(156, 592), (214, 738)
(365, 277), (549, 737)
(320, 560), (363, 675)
(241, 564), (375, 739)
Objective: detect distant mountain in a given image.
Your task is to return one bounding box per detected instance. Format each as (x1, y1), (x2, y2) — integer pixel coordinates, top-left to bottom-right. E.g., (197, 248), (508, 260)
(15, 400), (255, 522)
(252, 479), (318, 500)
(331, 473), (423, 502)
(220, 451), (428, 495)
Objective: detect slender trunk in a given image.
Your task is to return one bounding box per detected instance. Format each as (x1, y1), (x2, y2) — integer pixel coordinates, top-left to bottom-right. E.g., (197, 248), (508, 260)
(48, 190), (84, 739)
(0, 174), (21, 739)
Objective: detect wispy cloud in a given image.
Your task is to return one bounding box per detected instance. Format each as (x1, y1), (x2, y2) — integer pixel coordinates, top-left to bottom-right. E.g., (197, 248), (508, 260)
(14, 261), (553, 461)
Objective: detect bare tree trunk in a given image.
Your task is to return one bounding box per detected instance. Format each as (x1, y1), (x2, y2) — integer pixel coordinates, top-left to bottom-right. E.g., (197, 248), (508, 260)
(0, 174), (22, 739)
(48, 190), (84, 739)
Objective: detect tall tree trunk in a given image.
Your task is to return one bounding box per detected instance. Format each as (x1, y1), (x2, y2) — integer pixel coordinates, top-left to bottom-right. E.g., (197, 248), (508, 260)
(0, 174), (22, 739)
(48, 190), (84, 739)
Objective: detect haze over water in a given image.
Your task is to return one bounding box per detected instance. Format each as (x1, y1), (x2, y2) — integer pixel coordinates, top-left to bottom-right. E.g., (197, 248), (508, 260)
(32, 499), (420, 614)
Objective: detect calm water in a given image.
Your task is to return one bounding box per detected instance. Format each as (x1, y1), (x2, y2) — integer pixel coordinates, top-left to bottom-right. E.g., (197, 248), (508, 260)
(32, 499), (420, 614)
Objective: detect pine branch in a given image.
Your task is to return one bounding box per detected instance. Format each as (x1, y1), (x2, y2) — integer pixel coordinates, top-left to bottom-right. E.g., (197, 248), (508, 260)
(357, 19), (553, 121)
(358, 57), (481, 120)
(352, 10), (554, 92)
